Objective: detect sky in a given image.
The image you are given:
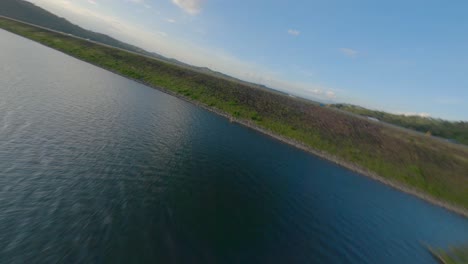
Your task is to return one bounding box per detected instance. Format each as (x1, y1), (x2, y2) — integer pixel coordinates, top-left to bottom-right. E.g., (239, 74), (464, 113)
(27, 0), (468, 120)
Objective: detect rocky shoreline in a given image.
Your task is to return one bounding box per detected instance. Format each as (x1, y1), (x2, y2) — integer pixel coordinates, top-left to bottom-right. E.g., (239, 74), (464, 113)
(137, 77), (468, 219)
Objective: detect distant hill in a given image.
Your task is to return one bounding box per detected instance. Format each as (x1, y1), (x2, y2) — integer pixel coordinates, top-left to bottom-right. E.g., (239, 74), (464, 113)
(0, 0), (289, 95)
(0, 0), (174, 59)
(332, 104), (468, 145)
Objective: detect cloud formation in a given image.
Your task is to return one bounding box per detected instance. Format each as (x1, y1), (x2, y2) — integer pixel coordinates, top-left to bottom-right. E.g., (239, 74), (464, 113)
(326, 91), (336, 98)
(287, 29), (300, 36)
(171, 0), (205, 15)
(311, 89), (322, 95)
(397, 112), (431, 118)
(339, 48), (358, 58)
(126, 0), (151, 9)
(28, 0), (340, 103)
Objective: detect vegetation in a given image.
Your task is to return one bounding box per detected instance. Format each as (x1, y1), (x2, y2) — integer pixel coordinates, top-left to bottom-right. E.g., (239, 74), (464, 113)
(0, 0), (269, 85)
(1, 17), (468, 212)
(333, 104), (468, 145)
(0, 0), (167, 60)
(429, 246), (468, 264)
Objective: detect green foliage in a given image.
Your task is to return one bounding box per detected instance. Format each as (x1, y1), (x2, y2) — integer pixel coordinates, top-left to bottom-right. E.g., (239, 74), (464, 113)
(333, 103), (468, 145)
(430, 246), (468, 264)
(2, 17), (468, 210)
(250, 112), (262, 121)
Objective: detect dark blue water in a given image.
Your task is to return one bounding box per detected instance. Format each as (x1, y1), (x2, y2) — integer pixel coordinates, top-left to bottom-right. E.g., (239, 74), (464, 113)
(0, 29), (467, 263)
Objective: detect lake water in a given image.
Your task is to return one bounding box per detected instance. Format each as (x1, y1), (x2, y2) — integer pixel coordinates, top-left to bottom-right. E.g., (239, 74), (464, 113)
(0, 29), (467, 263)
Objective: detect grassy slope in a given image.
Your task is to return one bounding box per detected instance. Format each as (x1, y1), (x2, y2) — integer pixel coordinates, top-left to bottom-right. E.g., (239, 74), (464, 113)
(429, 246), (468, 264)
(0, 0), (157, 58)
(1, 17), (467, 210)
(333, 104), (468, 145)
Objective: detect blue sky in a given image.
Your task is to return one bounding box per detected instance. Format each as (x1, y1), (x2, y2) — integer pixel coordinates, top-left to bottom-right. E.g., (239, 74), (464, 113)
(29, 0), (468, 120)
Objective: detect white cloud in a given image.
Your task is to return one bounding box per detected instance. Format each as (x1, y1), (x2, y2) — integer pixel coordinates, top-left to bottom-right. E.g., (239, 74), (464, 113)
(339, 48), (358, 58)
(311, 89), (323, 95)
(171, 0), (205, 15)
(87, 0), (97, 5)
(326, 91), (336, 98)
(396, 112), (431, 118)
(126, 0), (151, 8)
(166, 18), (176, 23)
(26, 0), (340, 103)
(287, 29), (300, 36)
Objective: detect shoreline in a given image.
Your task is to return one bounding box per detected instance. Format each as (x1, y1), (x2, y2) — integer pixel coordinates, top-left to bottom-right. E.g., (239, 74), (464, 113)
(104, 67), (468, 219)
(2, 23), (467, 219)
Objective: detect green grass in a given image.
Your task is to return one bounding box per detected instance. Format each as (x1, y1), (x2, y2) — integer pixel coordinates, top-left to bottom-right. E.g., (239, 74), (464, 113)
(333, 103), (468, 145)
(1, 17), (468, 211)
(429, 246), (468, 264)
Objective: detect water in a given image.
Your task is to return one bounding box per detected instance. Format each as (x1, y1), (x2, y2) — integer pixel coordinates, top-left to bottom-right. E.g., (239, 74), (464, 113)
(0, 29), (467, 263)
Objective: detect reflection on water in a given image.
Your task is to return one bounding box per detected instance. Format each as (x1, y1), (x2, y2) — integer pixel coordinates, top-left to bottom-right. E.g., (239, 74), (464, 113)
(0, 29), (467, 263)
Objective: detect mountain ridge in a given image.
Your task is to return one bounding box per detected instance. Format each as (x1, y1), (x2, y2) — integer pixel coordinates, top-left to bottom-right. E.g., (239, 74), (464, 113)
(0, 0), (291, 97)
